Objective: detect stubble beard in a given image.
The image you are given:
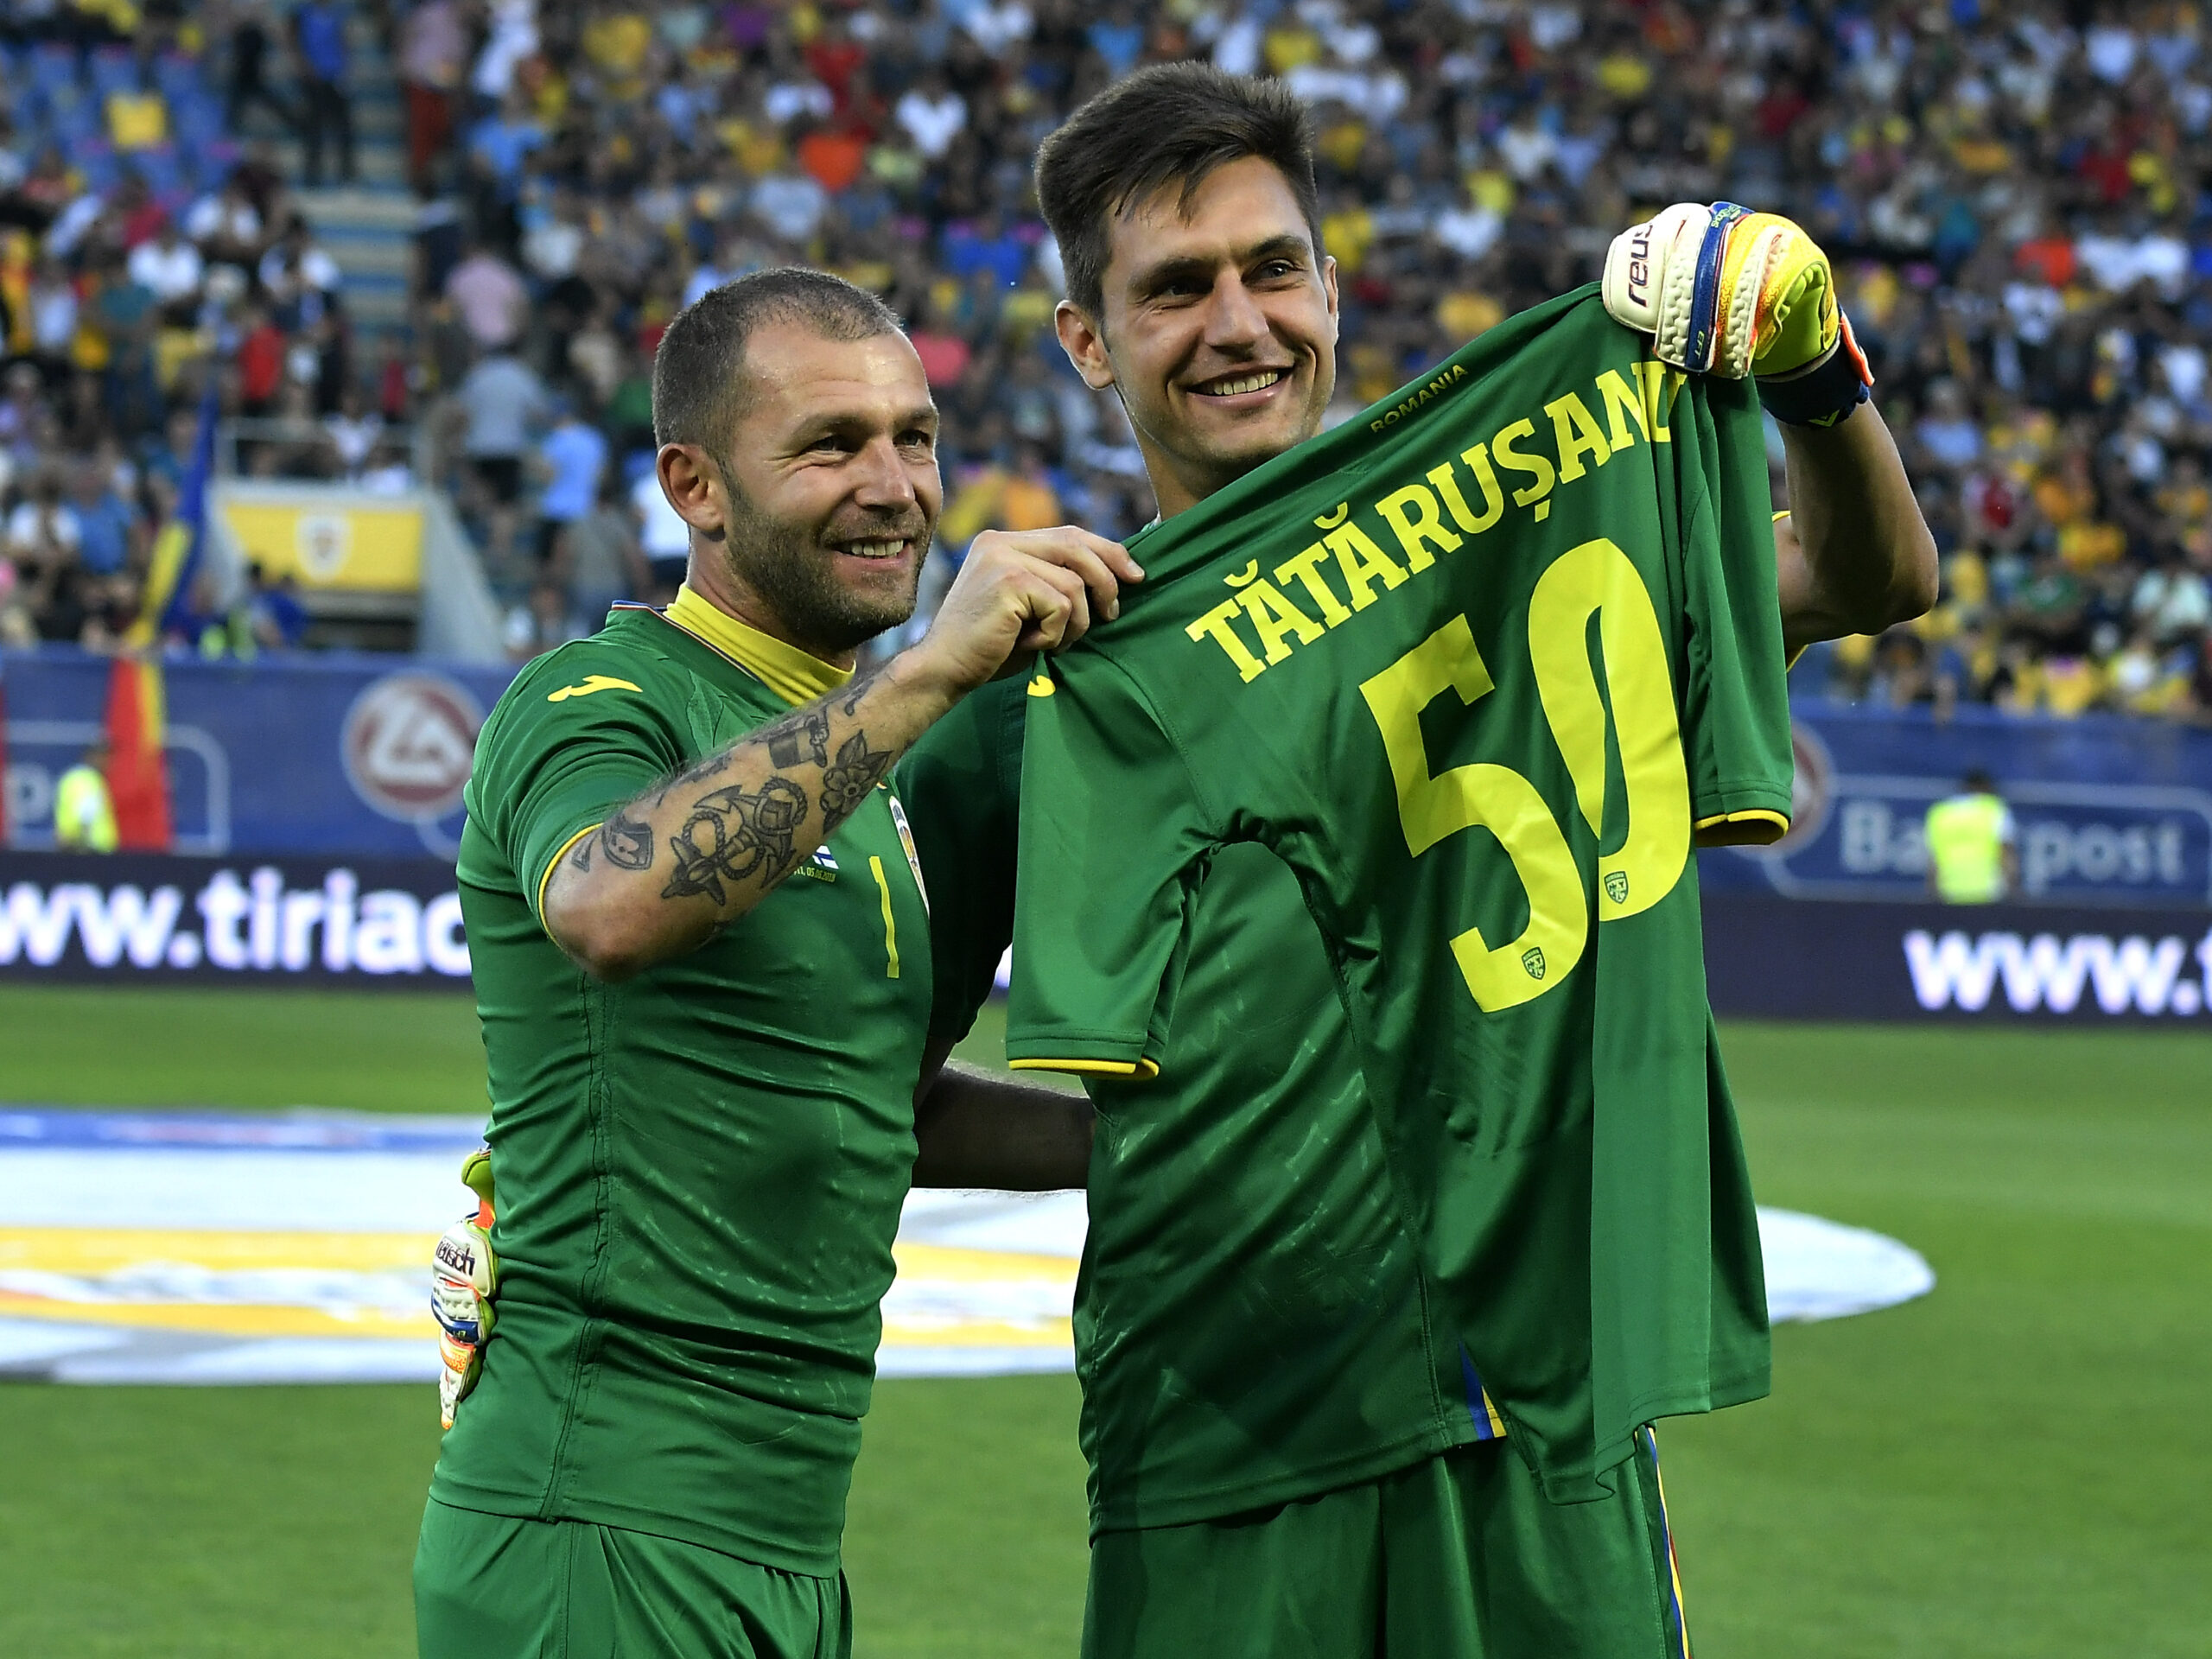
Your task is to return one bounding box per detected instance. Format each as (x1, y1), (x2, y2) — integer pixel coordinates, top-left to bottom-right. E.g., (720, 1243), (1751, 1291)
(715, 473), (930, 658)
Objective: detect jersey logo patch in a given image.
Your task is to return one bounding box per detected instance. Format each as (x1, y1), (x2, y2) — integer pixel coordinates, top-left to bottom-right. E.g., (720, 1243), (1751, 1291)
(1604, 870), (1630, 906)
(1521, 946), (1547, 981)
(1027, 673), (1055, 698)
(795, 845), (840, 883)
(547, 675), (643, 702)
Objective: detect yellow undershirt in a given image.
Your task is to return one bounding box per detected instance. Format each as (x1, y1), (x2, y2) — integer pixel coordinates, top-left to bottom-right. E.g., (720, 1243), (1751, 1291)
(662, 583), (853, 709)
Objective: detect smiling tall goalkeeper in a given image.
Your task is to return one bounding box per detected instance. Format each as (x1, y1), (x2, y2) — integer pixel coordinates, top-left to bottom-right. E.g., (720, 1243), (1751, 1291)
(412, 270), (1134, 1658)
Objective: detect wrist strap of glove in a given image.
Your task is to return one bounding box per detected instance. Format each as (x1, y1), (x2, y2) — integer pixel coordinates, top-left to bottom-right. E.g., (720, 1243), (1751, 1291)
(1757, 310), (1872, 429)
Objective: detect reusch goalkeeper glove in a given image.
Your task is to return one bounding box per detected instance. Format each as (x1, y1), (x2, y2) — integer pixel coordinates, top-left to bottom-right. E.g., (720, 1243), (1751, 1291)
(431, 1146), (498, 1430)
(1602, 200), (1872, 428)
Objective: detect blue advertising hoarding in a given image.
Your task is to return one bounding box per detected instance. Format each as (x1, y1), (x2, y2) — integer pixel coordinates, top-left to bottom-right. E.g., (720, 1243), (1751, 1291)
(3, 648), (517, 860)
(5, 652), (2210, 904)
(1700, 702), (2212, 912)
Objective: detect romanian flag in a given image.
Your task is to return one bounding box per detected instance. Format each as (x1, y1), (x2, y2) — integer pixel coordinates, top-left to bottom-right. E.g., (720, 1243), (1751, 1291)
(105, 381), (218, 852)
(103, 655), (170, 850)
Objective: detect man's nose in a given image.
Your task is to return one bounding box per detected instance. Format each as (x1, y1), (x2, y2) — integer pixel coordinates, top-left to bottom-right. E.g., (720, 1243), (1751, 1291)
(851, 435), (919, 506)
(1203, 273), (1270, 350)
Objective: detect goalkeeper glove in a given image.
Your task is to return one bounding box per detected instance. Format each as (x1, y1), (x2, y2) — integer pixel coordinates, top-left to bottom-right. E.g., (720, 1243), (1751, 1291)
(430, 1147), (498, 1431)
(1601, 201), (1872, 428)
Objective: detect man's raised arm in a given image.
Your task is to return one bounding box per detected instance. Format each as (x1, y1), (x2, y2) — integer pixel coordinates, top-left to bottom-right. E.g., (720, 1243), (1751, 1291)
(1775, 408), (1938, 657)
(1602, 200), (1937, 655)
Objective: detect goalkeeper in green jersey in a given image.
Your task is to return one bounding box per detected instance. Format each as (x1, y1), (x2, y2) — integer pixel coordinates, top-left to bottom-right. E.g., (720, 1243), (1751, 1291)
(413, 269), (1129, 1659)
(897, 66), (1935, 1659)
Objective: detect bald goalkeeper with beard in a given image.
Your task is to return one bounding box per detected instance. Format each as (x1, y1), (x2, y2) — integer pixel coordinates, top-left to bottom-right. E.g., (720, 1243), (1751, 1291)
(414, 269), (1135, 1658)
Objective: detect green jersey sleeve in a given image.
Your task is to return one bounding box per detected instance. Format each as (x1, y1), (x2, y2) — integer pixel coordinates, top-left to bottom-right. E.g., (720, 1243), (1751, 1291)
(1674, 378), (1795, 845)
(467, 646), (690, 923)
(1005, 661), (1215, 1080)
(894, 677), (1026, 1047)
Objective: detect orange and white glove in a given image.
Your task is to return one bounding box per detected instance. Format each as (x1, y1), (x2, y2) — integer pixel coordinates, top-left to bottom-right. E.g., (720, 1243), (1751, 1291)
(430, 1147), (498, 1430)
(1602, 201), (1872, 427)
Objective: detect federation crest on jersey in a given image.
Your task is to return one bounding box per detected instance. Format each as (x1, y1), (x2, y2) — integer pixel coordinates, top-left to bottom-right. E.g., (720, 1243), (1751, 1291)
(1604, 870), (1630, 906)
(1521, 946), (1546, 981)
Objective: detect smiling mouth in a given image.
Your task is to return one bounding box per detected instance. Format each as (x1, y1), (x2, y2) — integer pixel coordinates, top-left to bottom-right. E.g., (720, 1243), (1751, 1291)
(1190, 369), (1289, 398)
(834, 537), (913, 562)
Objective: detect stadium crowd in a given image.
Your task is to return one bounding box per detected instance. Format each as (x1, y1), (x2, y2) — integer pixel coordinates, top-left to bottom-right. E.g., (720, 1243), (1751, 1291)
(3, 1), (2212, 716)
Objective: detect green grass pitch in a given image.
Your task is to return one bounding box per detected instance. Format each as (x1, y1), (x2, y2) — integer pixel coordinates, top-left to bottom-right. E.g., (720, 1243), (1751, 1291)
(0, 984), (2205, 1657)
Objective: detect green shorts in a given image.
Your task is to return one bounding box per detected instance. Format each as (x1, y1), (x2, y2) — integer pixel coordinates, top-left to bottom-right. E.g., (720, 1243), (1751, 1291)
(414, 1497), (851, 1659)
(1083, 1430), (1688, 1659)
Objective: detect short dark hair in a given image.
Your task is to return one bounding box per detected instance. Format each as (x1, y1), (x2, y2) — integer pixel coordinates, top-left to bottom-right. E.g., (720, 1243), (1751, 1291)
(1963, 768), (1998, 793)
(1035, 64), (1321, 321)
(652, 267), (904, 455)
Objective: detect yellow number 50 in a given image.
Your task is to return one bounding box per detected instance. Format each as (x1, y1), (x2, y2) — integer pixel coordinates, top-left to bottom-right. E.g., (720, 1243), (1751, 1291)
(1357, 537), (1690, 1013)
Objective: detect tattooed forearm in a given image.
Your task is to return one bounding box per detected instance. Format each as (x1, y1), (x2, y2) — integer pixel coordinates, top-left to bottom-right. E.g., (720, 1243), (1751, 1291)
(760, 704), (831, 769)
(546, 651), (956, 977)
(818, 729), (894, 820)
(660, 776), (809, 904)
(601, 807), (654, 870)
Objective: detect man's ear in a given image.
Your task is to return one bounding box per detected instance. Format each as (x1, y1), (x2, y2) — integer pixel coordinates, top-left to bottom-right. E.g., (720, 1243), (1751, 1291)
(656, 443), (726, 542)
(1055, 300), (1116, 391)
(1320, 253), (1342, 332)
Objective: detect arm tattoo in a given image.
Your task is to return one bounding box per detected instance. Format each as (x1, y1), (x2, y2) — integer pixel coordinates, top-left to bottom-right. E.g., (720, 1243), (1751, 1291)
(660, 777), (810, 904)
(652, 746), (731, 804)
(837, 669), (881, 718)
(600, 807), (655, 870)
(760, 705), (832, 769)
(818, 729), (894, 822)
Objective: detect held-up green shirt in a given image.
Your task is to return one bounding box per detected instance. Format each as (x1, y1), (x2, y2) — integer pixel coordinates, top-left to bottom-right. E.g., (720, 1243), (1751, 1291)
(430, 595), (933, 1575)
(1005, 289), (1791, 1503)
(899, 683), (1497, 1537)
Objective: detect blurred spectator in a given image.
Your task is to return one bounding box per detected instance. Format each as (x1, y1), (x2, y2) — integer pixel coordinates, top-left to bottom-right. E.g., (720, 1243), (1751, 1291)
(293, 0), (356, 188)
(54, 741), (118, 854)
(248, 563), (311, 652)
(401, 0), (468, 193)
(226, 0), (295, 137)
(554, 470), (648, 636)
(444, 238), (526, 350)
(632, 466), (692, 598)
(457, 347), (547, 506)
(66, 461), (137, 579)
(535, 397), (609, 563)
(1925, 770), (2019, 904)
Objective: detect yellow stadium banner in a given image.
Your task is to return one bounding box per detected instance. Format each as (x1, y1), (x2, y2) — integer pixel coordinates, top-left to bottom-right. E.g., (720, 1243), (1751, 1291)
(219, 500), (426, 593)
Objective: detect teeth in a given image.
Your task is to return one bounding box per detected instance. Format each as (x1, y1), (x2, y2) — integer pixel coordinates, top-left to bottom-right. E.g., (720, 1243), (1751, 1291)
(842, 539), (906, 559)
(1202, 372), (1284, 397)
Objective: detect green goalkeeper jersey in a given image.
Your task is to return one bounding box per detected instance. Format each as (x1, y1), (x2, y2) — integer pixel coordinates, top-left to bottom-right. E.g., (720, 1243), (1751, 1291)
(899, 681), (1490, 1537)
(1005, 289), (1791, 1503)
(430, 595), (932, 1575)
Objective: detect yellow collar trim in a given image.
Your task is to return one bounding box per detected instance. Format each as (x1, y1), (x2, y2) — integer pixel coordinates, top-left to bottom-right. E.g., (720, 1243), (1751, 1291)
(663, 584), (852, 708)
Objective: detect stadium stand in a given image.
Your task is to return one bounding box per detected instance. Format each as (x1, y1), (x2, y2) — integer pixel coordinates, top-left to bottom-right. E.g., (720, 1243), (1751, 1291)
(1, 1), (2211, 714)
